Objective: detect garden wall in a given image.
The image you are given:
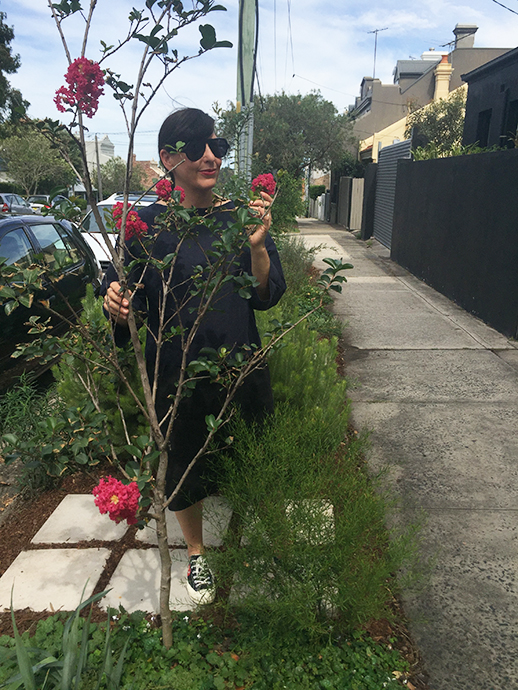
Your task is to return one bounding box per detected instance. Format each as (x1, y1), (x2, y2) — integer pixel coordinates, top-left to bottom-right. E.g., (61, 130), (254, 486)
(391, 148), (518, 338)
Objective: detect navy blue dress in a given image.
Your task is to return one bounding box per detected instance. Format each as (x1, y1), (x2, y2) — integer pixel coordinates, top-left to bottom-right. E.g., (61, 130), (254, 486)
(103, 201), (286, 509)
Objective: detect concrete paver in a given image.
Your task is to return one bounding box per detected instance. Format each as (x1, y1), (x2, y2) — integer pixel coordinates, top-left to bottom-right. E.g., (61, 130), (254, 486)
(0, 548), (110, 612)
(103, 549), (192, 613)
(299, 218), (518, 690)
(32, 494), (128, 543)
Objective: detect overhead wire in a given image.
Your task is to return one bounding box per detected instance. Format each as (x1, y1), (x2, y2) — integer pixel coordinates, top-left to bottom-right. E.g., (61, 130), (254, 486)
(491, 0), (518, 15)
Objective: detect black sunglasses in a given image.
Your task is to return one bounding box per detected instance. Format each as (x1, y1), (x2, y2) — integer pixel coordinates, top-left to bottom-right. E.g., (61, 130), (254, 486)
(179, 137), (230, 162)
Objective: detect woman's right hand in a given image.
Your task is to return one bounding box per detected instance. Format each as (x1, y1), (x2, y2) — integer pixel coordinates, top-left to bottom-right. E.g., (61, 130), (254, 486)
(104, 281), (132, 326)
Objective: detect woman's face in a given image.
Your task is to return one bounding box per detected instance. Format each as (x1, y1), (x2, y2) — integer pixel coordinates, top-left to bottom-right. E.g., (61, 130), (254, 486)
(160, 133), (221, 199)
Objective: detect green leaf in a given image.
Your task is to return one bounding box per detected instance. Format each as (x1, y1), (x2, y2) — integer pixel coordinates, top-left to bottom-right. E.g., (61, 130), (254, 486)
(136, 435), (150, 450)
(0, 285), (16, 299)
(2, 433), (18, 446)
(123, 444), (143, 458)
(4, 300), (18, 316)
(199, 24), (217, 50)
(10, 590), (37, 690)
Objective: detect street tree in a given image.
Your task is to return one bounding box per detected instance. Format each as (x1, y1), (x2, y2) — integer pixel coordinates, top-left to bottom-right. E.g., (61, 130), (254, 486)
(0, 131), (75, 195)
(217, 91), (354, 178)
(100, 156), (146, 197)
(0, 11), (29, 126)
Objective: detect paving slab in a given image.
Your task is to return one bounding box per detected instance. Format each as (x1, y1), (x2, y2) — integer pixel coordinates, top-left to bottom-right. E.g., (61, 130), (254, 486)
(401, 509), (518, 689)
(136, 496), (232, 546)
(496, 349), (518, 371)
(345, 350), (518, 403)
(32, 494), (128, 543)
(103, 548), (192, 613)
(350, 401), (518, 510)
(334, 299), (482, 350)
(0, 548), (110, 612)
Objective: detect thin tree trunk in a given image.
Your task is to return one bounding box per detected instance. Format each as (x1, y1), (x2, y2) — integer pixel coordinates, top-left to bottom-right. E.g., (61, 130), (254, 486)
(153, 454), (173, 647)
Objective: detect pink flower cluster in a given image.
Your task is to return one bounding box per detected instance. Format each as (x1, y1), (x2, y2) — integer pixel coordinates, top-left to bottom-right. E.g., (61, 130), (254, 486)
(93, 476), (140, 525)
(112, 202), (148, 241)
(251, 173), (276, 196)
(155, 179), (186, 203)
(54, 57), (105, 118)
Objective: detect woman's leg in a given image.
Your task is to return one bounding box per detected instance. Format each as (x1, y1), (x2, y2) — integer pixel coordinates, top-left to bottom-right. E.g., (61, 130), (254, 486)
(175, 500), (204, 556)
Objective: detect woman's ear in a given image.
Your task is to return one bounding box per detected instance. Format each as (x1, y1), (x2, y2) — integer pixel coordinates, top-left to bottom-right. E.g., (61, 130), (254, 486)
(159, 148), (177, 171)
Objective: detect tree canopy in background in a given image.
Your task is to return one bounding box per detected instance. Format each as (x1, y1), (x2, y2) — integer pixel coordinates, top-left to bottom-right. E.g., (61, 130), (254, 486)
(405, 89), (466, 153)
(217, 91), (354, 179)
(100, 156), (146, 197)
(0, 11), (28, 126)
(0, 132), (76, 195)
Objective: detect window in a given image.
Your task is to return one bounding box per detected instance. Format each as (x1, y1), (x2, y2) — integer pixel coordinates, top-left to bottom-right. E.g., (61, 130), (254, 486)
(503, 99), (518, 149)
(29, 223), (80, 269)
(0, 227), (34, 268)
(476, 109), (492, 148)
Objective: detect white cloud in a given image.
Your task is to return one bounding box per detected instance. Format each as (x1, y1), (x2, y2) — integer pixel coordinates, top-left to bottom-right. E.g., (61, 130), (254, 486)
(1, 0), (516, 159)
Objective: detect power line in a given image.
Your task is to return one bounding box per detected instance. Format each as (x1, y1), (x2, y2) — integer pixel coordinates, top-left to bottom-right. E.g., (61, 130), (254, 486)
(491, 0), (518, 15)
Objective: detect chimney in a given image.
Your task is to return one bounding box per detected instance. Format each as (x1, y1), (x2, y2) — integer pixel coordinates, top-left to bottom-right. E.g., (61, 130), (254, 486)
(434, 54), (453, 100)
(453, 24), (478, 49)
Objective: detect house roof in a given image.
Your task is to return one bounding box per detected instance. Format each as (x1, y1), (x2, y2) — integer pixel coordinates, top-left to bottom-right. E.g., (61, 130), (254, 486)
(461, 45), (518, 83)
(394, 58), (441, 82)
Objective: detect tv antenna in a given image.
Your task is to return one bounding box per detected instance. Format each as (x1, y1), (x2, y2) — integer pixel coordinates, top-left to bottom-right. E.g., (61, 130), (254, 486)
(367, 27), (388, 79)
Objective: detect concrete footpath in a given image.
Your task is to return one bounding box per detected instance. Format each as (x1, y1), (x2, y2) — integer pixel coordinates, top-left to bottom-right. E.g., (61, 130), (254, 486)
(299, 218), (518, 690)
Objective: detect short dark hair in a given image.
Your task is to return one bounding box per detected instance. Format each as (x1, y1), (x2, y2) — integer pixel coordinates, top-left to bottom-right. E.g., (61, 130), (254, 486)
(158, 108), (214, 155)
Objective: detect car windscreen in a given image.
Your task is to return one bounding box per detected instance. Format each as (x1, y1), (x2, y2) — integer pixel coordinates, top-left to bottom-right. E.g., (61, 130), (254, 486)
(0, 227), (34, 267)
(29, 223), (81, 268)
(81, 206), (119, 234)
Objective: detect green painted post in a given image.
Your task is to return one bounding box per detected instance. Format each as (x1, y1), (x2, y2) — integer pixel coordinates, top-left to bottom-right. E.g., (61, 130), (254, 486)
(236, 0), (257, 182)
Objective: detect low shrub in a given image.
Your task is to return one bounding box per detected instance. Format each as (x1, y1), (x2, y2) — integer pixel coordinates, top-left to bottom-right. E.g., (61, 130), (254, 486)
(0, 605), (411, 689)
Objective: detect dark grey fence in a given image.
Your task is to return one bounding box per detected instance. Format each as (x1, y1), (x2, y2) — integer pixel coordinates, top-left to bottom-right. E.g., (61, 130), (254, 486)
(372, 140), (412, 248)
(391, 148), (518, 338)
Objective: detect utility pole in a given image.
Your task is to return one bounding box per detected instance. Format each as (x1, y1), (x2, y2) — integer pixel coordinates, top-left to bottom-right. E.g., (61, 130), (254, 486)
(95, 134), (103, 201)
(367, 27), (388, 79)
(236, 0), (258, 182)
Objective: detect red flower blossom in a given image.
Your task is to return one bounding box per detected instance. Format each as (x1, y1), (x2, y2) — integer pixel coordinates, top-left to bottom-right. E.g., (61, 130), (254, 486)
(156, 179), (172, 200)
(112, 202), (124, 220)
(173, 186), (186, 203)
(54, 57), (105, 118)
(122, 210), (148, 241)
(111, 203), (148, 241)
(93, 476), (140, 525)
(251, 173), (276, 196)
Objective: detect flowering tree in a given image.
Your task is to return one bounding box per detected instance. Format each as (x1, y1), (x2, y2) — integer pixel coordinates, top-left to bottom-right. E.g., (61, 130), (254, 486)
(0, 0), (352, 649)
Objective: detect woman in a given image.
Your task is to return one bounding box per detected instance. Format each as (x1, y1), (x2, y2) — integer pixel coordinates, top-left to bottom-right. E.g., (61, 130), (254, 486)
(103, 108), (286, 604)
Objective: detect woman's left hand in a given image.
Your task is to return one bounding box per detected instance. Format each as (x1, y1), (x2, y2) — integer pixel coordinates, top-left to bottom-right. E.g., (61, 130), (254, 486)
(248, 191), (272, 248)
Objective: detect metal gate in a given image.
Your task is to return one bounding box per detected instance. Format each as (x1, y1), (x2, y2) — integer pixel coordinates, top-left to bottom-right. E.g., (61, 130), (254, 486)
(373, 140), (412, 249)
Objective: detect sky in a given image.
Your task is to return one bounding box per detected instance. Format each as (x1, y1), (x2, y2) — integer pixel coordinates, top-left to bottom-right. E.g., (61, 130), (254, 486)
(2, 0), (518, 161)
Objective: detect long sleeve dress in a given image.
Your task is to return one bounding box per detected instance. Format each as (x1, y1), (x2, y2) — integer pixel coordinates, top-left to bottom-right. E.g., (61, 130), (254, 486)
(103, 200), (286, 509)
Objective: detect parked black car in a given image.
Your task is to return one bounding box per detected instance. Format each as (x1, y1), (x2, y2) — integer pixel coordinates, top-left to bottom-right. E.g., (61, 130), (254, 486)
(0, 215), (101, 389)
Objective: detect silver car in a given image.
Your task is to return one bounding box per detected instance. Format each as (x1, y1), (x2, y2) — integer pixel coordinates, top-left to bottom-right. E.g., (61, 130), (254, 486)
(80, 193), (157, 271)
(27, 194), (69, 214)
(0, 193), (34, 215)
